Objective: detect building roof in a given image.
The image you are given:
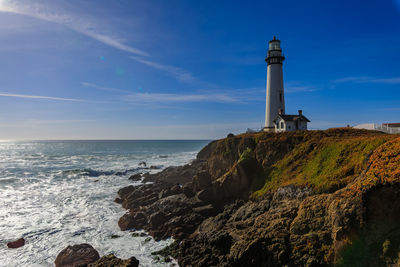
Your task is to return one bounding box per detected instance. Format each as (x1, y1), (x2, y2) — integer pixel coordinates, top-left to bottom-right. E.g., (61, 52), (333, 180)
(274, 114), (311, 123)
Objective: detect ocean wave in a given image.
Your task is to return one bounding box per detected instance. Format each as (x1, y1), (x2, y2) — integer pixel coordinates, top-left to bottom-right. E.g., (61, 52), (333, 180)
(60, 167), (146, 178)
(0, 140), (208, 266)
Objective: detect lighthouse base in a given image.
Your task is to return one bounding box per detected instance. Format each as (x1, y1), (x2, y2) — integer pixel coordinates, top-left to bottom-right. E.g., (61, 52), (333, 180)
(262, 126), (275, 133)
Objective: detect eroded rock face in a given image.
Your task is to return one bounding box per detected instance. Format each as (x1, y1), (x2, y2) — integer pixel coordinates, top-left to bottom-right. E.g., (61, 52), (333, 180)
(118, 185), (211, 240)
(116, 130), (400, 266)
(88, 254), (139, 267)
(55, 243), (100, 267)
(168, 187), (314, 267)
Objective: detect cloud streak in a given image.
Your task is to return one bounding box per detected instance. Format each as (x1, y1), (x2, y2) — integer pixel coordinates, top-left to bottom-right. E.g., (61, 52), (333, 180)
(80, 82), (263, 105)
(81, 82), (131, 93)
(0, 92), (84, 102)
(0, 0), (148, 56)
(0, 1), (202, 85)
(124, 92), (238, 104)
(285, 85), (316, 93)
(131, 56), (195, 83)
(335, 76), (400, 84)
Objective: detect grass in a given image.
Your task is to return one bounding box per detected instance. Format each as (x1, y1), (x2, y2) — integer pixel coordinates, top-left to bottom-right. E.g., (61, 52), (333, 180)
(239, 147), (254, 163)
(252, 135), (393, 198)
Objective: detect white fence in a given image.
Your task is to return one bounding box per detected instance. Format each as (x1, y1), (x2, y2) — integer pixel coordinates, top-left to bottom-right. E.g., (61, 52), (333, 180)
(375, 124), (400, 134)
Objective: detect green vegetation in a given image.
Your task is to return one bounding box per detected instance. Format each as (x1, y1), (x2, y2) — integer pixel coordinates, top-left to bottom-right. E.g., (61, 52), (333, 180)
(252, 135), (392, 198)
(239, 147), (254, 163)
(216, 138), (235, 156)
(336, 238), (369, 267)
(382, 239), (391, 255)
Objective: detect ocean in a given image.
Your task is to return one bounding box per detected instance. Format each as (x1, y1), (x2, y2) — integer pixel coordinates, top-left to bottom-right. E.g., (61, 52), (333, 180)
(0, 140), (209, 267)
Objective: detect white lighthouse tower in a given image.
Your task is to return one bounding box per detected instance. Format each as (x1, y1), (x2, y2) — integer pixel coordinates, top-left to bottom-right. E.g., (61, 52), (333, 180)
(264, 36), (285, 132)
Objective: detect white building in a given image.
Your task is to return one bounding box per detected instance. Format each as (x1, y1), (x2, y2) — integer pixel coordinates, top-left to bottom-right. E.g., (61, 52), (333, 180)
(263, 36), (310, 132)
(274, 110), (310, 132)
(354, 123), (400, 134)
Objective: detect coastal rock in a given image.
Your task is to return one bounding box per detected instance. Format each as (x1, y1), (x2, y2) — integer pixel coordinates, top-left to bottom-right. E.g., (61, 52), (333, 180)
(118, 211), (147, 231)
(117, 129), (400, 266)
(142, 161), (205, 185)
(192, 204), (218, 217)
(158, 184), (182, 198)
(118, 185), (135, 199)
(192, 170), (212, 191)
(149, 211), (168, 228)
(7, 238), (25, 248)
(138, 161), (146, 167)
(88, 254), (139, 267)
(128, 173), (142, 181)
(182, 182), (195, 197)
(55, 243), (100, 267)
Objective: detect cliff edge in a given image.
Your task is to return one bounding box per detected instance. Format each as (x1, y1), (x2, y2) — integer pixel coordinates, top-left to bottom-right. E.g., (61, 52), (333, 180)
(117, 128), (400, 266)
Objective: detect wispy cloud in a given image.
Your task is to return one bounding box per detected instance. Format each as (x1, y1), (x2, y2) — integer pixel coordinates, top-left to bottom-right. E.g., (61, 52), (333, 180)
(124, 92), (238, 104)
(0, 92), (84, 102)
(381, 107), (400, 111)
(0, 0), (148, 56)
(131, 56), (195, 83)
(81, 82), (131, 93)
(27, 119), (94, 124)
(0, 1), (207, 85)
(81, 82), (263, 105)
(285, 85), (316, 93)
(335, 76), (400, 84)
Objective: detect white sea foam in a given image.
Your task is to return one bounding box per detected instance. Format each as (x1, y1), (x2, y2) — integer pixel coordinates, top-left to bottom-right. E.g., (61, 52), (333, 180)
(0, 140), (208, 266)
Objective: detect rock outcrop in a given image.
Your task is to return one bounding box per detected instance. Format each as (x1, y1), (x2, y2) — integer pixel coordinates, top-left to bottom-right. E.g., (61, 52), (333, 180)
(55, 243), (100, 267)
(7, 238), (25, 248)
(116, 128), (400, 266)
(88, 254), (139, 267)
(55, 244), (139, 267)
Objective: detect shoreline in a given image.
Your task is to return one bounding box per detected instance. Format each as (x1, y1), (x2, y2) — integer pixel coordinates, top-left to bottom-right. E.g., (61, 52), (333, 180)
(114, 129), (400, 266)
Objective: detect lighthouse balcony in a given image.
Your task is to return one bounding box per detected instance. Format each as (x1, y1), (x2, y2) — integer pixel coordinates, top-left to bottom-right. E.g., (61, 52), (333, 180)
(265, 55), (285, 64)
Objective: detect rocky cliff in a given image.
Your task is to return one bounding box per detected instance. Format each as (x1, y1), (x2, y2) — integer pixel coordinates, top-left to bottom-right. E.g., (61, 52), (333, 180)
(116, 128), (400, 266)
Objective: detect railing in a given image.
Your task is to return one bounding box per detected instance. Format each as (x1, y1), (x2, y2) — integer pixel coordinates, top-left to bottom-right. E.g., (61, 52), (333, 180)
(375, 125), (400, 134)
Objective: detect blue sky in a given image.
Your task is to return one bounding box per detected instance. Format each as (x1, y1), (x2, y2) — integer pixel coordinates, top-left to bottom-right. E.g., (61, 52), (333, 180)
(0, 0), (399, 139)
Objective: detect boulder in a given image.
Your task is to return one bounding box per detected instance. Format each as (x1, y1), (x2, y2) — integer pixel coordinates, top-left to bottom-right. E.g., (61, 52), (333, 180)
(118, 212), (147, 231)
(88, 254), (139, 267)
(55, 243), (100, 267)
(128, 173), (142, 181)
(7, 238), (25, 248)
(159, 185), (183, 198)
(118, 186), (135, 199)
(143, 162), (204, 185)
(149, 211), (168, 228)
(149, 165), (161, 169)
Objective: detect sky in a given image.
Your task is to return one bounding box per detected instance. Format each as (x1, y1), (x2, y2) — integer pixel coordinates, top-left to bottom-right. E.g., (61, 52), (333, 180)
(0, 0), (399, 140)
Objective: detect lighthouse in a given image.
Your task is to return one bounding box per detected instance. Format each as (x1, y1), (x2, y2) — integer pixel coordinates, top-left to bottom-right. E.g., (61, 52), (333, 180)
(264, 36), (285, 132)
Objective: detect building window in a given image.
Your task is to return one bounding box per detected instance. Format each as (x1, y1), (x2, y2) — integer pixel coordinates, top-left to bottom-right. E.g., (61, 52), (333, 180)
(279, 92), (282, 102)
(276, 122), (279, 129)
(281, 122), (284, 129)
(288, 126), (291, 129)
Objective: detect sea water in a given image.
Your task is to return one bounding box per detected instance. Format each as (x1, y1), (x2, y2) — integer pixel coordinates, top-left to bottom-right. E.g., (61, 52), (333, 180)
(0, 140), (209, 267)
